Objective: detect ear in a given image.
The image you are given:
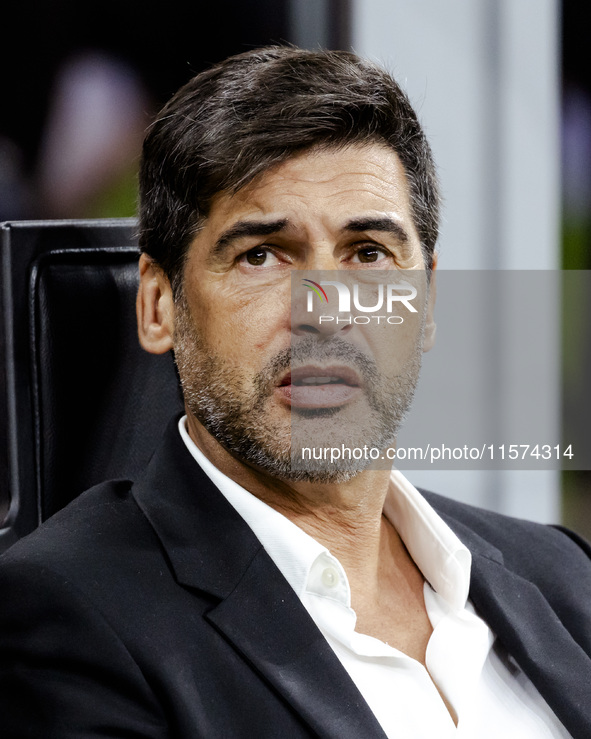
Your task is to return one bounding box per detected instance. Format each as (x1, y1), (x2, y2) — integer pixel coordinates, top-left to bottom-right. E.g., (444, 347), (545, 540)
(136, 253), (175, 354)
(422, 253), (437, 353)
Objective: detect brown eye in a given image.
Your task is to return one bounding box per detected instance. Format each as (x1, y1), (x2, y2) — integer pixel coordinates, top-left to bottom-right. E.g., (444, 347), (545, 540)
(357, 247), (380, 263)
(245, 248), (267, 265)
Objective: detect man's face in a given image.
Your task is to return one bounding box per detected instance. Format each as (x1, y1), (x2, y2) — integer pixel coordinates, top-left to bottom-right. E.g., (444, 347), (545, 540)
(174, 143), (432, 481)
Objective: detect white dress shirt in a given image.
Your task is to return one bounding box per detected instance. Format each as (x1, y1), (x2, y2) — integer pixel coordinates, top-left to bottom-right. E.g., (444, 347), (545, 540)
(179, 417), (570, 738)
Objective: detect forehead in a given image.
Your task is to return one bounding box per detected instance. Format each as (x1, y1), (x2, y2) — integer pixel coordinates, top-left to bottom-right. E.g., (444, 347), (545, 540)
(205, 143), (417, 234)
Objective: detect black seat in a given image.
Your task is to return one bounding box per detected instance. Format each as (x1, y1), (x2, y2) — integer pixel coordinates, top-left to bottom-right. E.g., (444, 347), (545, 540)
(0, 219), (183, 552)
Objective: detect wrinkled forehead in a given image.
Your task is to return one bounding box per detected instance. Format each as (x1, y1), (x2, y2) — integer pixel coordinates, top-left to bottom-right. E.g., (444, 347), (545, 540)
(204, 143), (417, 236)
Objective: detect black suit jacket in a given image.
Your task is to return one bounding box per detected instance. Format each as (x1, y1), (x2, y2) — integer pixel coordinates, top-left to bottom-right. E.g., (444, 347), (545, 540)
(0, 417), (590, 738)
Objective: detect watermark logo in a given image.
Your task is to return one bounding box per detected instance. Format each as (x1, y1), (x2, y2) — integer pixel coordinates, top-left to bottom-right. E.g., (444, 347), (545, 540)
(302, 279), (329, 304)
(304, 279), (417, 313)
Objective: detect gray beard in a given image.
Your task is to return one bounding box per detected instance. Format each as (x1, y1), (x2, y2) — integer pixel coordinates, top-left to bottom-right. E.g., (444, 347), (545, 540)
(173, 297), (423, 482)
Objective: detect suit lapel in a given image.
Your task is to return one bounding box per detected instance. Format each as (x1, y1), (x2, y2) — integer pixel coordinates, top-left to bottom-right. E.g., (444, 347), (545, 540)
(432, 505), (591, 739)
(470, 552), (591, 738)
(206, 547), (387, 739)
(132, 417), (386, 739)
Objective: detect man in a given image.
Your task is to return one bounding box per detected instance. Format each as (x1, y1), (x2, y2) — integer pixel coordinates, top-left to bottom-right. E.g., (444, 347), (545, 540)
(0, 46), (589, 738)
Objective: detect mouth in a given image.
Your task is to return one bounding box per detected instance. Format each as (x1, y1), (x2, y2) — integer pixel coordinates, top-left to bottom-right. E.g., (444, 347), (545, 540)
(275, 364), (362, 408)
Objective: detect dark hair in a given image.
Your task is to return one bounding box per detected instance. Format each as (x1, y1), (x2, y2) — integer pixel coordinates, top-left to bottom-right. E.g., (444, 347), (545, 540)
(138, 46), (440, 293)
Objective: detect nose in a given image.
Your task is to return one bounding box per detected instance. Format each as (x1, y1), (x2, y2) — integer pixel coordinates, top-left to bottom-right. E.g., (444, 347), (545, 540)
(291, 279), (353, 337)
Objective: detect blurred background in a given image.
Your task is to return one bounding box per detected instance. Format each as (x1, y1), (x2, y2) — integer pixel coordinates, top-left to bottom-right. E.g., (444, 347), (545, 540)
(0, 0), (589, 537)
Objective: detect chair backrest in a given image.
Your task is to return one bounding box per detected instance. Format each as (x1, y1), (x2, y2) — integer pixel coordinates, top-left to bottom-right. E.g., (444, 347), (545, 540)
(0, 219), (184, 552)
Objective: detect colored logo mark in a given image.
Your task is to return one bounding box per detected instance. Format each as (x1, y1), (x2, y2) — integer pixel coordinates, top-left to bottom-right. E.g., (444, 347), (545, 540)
(302, 279), (329, 303)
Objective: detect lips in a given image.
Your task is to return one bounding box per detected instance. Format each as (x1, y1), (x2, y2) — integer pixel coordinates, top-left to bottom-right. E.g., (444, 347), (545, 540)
(276, 364), (362, 408)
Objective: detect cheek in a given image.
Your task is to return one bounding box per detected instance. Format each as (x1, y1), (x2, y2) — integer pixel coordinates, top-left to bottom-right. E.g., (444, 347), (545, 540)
(364, 316), (424, 371)
(194, 286), (289, 359)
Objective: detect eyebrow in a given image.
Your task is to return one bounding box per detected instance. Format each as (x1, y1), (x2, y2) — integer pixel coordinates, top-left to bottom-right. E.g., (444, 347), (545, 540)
(344, 216), (409, 243)
(212, 219), (288, 257)
(211, 214), (409, 258)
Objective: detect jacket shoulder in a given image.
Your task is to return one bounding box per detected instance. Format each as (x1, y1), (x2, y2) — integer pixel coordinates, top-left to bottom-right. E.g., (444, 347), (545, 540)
(0, 479), (171, 736)
(422, 488), (591, 640)
(421, 487), (591, 567)
(0, 478), (158, 580)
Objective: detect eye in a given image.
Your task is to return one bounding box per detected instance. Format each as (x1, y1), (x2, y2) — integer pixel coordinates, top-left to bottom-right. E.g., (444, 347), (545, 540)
(352, 246), (390, 264)
(239, 247), (280, 267)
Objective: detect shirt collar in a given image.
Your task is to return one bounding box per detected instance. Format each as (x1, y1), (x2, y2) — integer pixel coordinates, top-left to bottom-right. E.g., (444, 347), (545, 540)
(179, 417), (471, 611)
(385, 469), (471, 610)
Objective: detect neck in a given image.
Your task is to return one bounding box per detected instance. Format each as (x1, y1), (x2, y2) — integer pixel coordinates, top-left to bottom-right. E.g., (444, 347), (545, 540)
(185, 412), (432, 669)
(185, 411), (393, 579)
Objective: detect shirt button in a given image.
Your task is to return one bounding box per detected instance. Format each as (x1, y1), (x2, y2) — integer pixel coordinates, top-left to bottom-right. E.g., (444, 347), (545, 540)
(321, 566), (339, 589)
